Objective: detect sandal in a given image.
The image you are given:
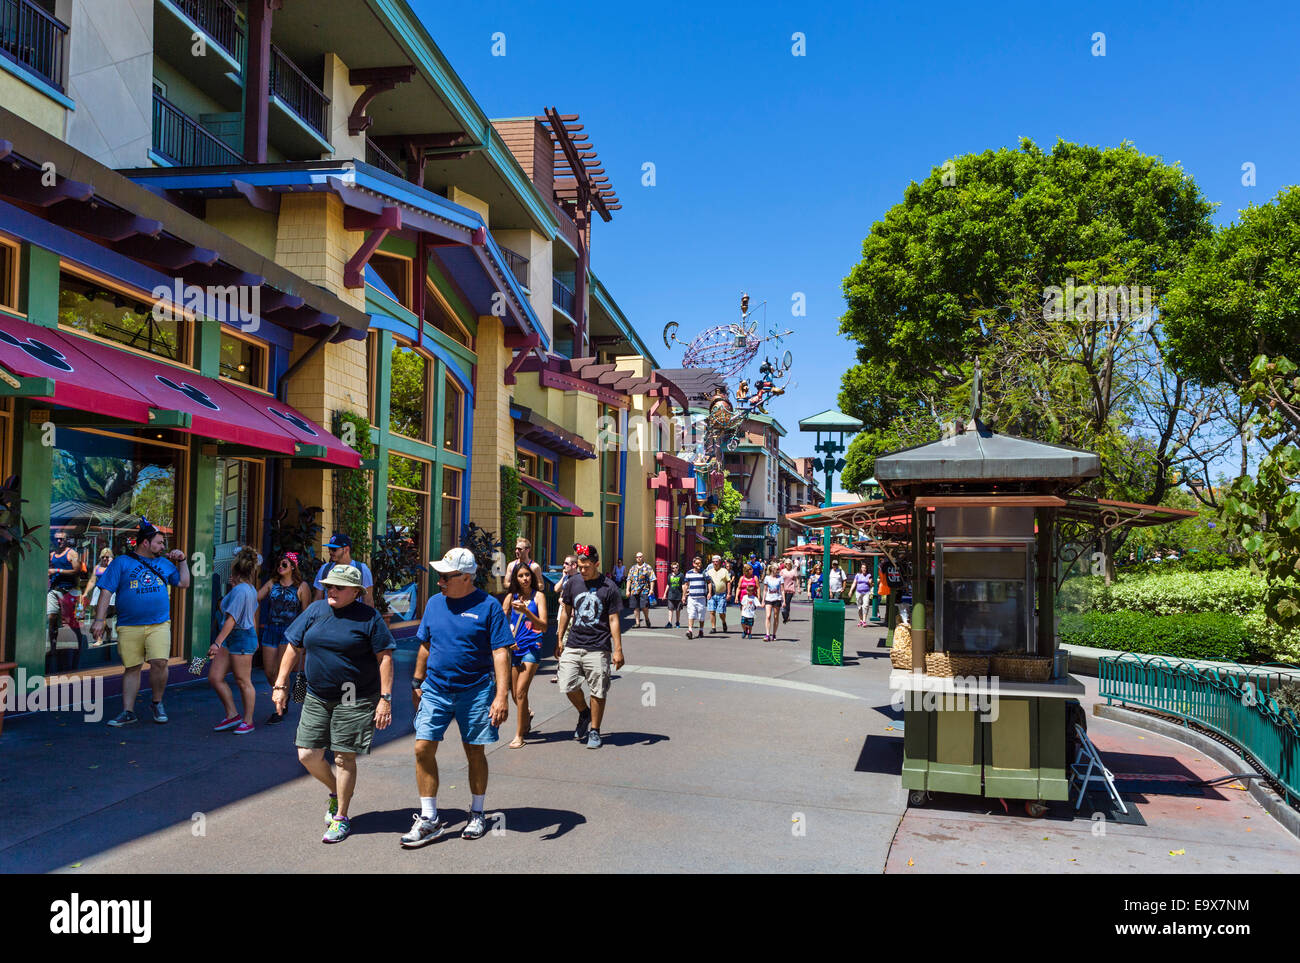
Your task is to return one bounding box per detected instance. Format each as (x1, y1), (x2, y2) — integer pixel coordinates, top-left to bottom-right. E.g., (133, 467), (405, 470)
(507, 737), (527, 749)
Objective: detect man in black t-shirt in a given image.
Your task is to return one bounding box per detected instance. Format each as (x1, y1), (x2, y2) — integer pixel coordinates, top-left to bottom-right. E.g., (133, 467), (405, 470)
(556, 543), (624, 749)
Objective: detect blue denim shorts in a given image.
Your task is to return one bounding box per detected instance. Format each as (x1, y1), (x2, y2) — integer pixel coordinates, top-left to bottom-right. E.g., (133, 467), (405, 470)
(223, 627), (258, 655)
(511, 646), (540, 667)
(413, 675), (498, 744)
(260, 622), (290, 648)
(707, 594), (728, 613)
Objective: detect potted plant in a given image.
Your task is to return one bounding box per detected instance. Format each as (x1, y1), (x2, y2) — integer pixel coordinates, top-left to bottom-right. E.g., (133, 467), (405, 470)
(267, 500), (325, 585)
(371, 525), (427, 621)
(460, 522), (501, 594)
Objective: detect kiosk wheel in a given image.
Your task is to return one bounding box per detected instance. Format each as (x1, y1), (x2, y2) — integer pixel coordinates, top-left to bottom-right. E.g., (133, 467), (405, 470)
(907, 790), (928, 807)
(1025, 799), (1049, 818)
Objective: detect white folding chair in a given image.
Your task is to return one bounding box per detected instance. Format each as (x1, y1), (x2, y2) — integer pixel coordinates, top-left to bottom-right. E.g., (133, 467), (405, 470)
(1070, 724), (1128, 815)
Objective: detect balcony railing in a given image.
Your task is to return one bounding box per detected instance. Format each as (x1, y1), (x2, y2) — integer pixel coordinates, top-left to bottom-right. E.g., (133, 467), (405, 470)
(270, 44), (330, 141)
(500, 246), (530, 290)
(365, 136), (403, 177)
(152, 91), (245, 167)
(552, 276), (575, 317)
(171, 0), (244, 64)
(0, 0), (67, 91)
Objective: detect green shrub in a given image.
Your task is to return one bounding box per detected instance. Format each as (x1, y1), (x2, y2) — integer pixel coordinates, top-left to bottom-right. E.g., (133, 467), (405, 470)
(1059, 610), (1250, 661)
(1058, 574), (1105, 613)
(1241, 608), (1300, 664)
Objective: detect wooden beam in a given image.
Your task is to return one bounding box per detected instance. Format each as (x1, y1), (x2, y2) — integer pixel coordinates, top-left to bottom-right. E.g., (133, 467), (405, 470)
(146, 409), (193, 428)
(0, 373), (54, 397)
(232, 178), (281, 213)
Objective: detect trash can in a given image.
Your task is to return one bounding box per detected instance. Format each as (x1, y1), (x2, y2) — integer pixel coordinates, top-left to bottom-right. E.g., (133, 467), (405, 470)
(810, 599), (845, 666)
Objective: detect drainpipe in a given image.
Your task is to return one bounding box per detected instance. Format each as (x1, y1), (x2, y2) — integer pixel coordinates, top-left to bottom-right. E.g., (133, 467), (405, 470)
(270, 322), (344, 528)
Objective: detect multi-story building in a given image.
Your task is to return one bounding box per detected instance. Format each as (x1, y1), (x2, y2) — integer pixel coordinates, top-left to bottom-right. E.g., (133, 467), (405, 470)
(722, 411), (787, 558)
(0, 0), (680, 686)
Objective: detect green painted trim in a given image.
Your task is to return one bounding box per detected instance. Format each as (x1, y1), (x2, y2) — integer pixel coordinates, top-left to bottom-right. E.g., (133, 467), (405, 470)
(294, 443), (326, 457)
(195, 314), (221, 378)
(371, 329), (393, 537)
(11, 404), (52, 677)
(148, 410), (193, 428)
(187, 445), (217, 660)
(364, 0), (561, 238)
(425, 264), (477, 338)
(590, 272), (658, 367)
(0, 375), (55, 397)
(22, 244), (60, 328)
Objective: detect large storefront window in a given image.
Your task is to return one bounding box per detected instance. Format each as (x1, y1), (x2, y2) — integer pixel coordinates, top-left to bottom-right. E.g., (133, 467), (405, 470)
(219, 331), (268, 389)
(368, 252), (411, 310)
(390, 342), (429, 441)
(603, 502), (619, 572)
(443, 375), (463, 452)
(0, 237), (16, 311)
(49, 429), (187, 669)
(59, 271), (190, 364)
(439, 465), (462, 558)
(386, 454), (429, 620)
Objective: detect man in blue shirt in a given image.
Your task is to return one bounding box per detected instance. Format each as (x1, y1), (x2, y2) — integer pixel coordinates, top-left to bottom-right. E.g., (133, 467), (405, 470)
(314, 533), (375, 607)
(401, 547), (513, 848)
(92, 520), (191, 727)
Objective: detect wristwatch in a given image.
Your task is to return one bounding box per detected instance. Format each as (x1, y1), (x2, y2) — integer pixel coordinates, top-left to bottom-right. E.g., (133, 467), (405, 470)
(410, 677), (424, 691)
(379, 693), (392, 702)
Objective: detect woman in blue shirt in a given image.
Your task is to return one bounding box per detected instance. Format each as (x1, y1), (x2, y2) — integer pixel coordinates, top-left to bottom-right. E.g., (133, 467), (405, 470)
(208, 548), (261, 734)
(502, 564), (548, 749)
(257, 552), (312, 726)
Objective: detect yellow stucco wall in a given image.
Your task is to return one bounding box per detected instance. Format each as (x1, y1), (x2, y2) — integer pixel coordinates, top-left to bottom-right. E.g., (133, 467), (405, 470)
(322, 53), (367, 163)
(0, 70), (65, 137)
(449, 187), (490, 228)
(203, 199), (278, 259)
(273, 192), (369, 543)
(468, 313), (511, 535)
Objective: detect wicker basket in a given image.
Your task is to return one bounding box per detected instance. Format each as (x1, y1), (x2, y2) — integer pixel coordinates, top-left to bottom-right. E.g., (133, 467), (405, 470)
(890, 625), (913, 670)
(924, 652), (990, 678)
(991, 653), (1053, 682)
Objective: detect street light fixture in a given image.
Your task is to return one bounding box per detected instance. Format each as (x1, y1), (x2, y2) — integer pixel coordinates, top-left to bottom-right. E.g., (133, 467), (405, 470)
(799, 408), (863, 664)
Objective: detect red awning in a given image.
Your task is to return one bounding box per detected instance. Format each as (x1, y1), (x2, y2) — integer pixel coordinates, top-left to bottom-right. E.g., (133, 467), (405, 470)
(0, 314), (360, 467)
(519, 474), (587, 517)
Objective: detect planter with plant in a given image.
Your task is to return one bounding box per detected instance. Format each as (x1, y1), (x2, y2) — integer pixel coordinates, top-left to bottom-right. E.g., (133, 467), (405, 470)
(461, 521), (501, 593)
(371, 525), (427, 619)
(500, 465), (521, 554)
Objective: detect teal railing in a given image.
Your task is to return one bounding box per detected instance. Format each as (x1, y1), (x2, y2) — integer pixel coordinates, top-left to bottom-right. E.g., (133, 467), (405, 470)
(1099, 653), (1300, 807)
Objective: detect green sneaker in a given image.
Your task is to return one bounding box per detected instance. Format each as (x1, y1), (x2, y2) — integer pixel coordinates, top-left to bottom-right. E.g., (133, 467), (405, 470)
(322, 818), (350, 844)
(324, 795), (338, 826)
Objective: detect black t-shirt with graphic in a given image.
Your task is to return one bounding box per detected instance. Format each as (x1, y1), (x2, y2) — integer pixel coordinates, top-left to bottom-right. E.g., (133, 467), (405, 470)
(561, 574), (622, 653)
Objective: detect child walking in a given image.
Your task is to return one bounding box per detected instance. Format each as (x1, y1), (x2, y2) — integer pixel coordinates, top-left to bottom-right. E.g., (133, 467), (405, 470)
(740, 592), (757, 638)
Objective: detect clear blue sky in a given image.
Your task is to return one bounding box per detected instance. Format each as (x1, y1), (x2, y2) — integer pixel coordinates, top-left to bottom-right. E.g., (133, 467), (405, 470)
(413, 0), (1300, 461)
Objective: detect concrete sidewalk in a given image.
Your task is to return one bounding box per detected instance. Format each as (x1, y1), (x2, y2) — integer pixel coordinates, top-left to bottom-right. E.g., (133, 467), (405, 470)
(1, 602), (1295, 873)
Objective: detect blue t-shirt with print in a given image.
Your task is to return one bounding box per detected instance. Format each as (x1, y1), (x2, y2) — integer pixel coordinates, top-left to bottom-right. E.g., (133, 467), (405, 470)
(96, 553), (180, 626)
(416, 588), (514, 693)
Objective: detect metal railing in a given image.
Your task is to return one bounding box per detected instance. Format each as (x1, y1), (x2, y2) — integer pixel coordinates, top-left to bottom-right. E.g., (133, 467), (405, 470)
(365, 136), (403, 177)
(552, 276), (575, 316)
(500, 246), (530, 289)
(0, 0), (67, 91)
(171, 0), (244, 64)
(1099, 652), (1300, 806)
(152, 91), (245, 167)
(270, 44), (330, 140)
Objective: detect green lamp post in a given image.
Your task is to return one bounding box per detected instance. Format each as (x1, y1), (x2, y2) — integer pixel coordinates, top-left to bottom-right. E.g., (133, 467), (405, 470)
(798, 408), (863, 665)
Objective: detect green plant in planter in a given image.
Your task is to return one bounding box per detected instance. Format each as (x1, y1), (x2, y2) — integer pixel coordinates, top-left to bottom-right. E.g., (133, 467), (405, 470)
(500, 465), (521, 554)
(370, 524), (427, 616)
(461, 522), (500, 592)
(268, 500), (325, 585)
(0, 475), (41, 569)
(333, 410), (374, 563)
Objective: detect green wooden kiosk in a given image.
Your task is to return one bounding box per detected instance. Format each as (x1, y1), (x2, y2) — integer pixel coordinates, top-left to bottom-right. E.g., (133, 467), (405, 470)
(788, 403), (1194, 814)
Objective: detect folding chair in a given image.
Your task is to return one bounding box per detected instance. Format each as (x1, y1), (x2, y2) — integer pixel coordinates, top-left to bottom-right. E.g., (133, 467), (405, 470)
(1070, 724), (1128, 815)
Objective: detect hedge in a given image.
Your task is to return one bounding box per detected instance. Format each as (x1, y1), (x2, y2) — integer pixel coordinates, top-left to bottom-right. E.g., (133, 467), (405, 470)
(1058, 610), (1251, 662)
(1058, 567), (1264, 617)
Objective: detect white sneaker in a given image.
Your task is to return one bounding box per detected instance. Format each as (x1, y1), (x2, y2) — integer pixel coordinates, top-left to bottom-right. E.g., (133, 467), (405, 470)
(400, 814), (447, 848)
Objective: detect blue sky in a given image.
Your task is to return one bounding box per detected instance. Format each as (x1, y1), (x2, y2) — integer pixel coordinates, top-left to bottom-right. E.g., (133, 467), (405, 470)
(414, 0), (1300, 461)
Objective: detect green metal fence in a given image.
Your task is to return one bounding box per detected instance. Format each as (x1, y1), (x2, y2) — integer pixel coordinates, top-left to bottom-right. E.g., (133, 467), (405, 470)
(1099, 653), (1300, 807)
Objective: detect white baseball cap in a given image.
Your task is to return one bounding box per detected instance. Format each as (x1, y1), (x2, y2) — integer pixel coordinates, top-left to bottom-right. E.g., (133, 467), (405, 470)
(431, 547), (477, 576)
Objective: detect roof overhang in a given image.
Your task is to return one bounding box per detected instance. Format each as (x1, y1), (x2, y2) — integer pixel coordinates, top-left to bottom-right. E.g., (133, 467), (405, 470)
(0, 108), (369, 340)
(511, 403), (595, 459)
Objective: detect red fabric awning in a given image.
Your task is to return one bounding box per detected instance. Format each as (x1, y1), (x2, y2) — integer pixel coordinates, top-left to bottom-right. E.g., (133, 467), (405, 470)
(0, 314), (359, 467)
(519, 474), (586, 517)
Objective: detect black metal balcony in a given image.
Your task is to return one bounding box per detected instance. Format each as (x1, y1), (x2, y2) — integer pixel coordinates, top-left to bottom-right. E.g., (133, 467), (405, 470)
(270, 44), (330, 141)
(500, 246), (530, 290)
(0, 0), (67, 91)
(171, 0), (244, 64)
(552, 276), (575, 317)
(152, 91), (245, 167)
(365, 136), (403, 177)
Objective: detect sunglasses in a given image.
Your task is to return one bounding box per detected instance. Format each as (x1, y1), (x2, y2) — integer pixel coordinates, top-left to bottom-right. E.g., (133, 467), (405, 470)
(436, 572), (469, 583)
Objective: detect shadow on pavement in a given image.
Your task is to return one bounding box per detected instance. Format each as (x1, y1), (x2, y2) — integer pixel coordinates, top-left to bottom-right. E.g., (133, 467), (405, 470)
(873, 702), (904, 721)
(349, 806), (587, 841)
(854, 734), (903, 775)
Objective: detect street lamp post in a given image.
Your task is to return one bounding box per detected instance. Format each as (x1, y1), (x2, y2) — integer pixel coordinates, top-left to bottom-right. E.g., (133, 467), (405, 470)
(798, 409), (863, 665)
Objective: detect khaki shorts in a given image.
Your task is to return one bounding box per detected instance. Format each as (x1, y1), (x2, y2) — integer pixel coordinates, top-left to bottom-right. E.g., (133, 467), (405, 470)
(557, 647), (611, 699)
(117, 622), (172, 666)
(296, 691), (378, 756)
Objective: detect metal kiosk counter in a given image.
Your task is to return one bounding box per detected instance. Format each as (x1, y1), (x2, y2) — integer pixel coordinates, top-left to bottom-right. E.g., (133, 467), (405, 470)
(788, 410), (1195, 814)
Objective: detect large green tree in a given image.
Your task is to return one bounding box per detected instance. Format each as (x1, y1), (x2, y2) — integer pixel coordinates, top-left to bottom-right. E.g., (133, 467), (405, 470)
(837, 139), (1227, 518)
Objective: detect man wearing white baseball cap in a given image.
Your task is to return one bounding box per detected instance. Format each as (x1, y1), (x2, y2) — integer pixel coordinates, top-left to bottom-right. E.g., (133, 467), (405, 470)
(402, 547), (513, 847)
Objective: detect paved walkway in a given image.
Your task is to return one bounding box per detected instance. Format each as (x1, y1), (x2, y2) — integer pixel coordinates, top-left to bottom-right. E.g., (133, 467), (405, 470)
(1, 604), (1295, 873)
